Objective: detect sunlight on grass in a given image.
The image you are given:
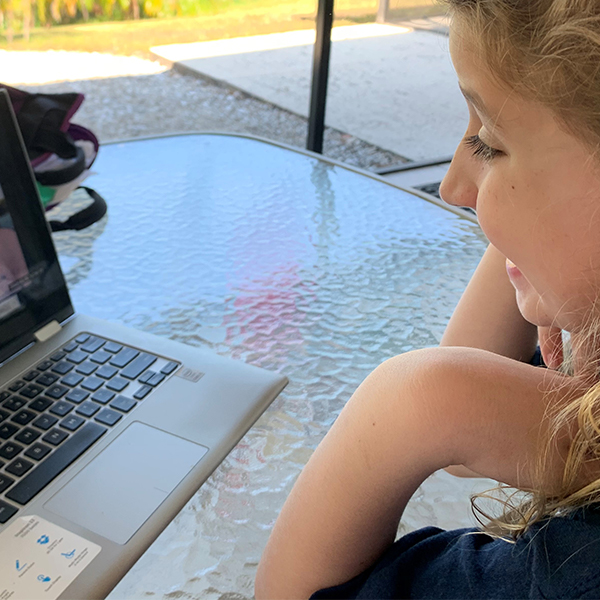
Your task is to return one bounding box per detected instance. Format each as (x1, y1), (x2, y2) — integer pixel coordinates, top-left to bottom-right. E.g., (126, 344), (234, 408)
(0, 0), (441, 56)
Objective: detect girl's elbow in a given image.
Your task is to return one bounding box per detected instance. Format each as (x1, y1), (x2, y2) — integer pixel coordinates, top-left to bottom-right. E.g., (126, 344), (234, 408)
(255, 559), (317, 600)
(255, 563), (296, 600)
(254, 559), (278, 600)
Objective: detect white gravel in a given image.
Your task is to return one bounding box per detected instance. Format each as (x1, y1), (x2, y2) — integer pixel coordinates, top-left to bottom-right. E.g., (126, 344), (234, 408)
(0, 50), (167, 85)
(1, 50), (407, 170)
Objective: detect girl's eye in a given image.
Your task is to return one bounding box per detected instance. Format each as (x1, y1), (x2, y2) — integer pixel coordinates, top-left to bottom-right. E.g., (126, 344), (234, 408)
(464, 134), (503, 162)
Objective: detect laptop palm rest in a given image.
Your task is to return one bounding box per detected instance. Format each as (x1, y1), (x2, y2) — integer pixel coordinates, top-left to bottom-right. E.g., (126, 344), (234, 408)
(44, 422), (208, 544)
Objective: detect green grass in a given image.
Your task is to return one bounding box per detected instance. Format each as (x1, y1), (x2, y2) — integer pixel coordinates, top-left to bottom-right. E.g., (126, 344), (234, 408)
(0, 0), (442, 56)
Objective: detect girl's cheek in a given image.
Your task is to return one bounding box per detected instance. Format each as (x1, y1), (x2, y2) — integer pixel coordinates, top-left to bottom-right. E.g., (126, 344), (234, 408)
(472, 183), (502, 244)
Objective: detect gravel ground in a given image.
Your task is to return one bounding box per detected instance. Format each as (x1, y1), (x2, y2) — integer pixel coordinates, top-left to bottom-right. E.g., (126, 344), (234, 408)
(3, 50), (408, 170)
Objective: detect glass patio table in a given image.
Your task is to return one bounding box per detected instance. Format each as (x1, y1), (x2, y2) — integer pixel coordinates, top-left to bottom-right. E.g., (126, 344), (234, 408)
(48, 133), (494, 599)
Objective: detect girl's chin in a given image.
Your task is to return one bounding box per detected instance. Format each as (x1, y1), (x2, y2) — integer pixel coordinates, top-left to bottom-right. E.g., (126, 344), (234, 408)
(514, 289), (554, 328)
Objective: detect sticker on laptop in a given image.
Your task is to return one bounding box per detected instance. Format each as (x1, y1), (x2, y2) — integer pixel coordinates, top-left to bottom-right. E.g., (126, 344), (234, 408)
(0, 515), (101, 599)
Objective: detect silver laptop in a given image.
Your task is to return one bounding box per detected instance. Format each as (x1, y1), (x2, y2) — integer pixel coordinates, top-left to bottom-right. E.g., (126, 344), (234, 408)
(0, 89), (287, 599)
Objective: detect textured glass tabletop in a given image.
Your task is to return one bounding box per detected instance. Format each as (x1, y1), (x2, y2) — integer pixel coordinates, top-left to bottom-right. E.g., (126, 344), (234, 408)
(49, 134), (493, 599)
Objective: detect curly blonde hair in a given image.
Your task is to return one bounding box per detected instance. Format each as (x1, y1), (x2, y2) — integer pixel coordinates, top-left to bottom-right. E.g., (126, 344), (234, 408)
(441, 0), (600, 540)
(445, 0), (600, 151)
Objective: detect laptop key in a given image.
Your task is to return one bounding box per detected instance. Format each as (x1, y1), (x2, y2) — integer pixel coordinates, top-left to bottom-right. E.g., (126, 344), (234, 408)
(24, 443), (51, 461)
(75, 333), (90, 344)
(121, 353), (157, 380)
(95, 408), (122, 427)
(133, 385), (152, 400)
(42, 429), (68, 446)
(36, 360), (53, 371)
(65, 389), (89, 404)
(0, 442), (23, 460)
(8, 381), (25, 392)
(23, 370), (40, 381)
(81, 377), (103, 392)
(91, 350), (111, 365)
(106, 378), (128, 393)
(109, 347), (139, 368)
(0, 501), (18, 523)
(147, 372), (166, 387)
(51, 361), (74, 375)
(11, 410), (36, 426)
(60, 415), (85, 431)
(0, 424), (18, 439)
(80, 337), (105, 353)
(6, 458), (33, 477)
(50, 351), (66, 362)
(96, 365), (118, 379)
(76, 401), (100, 418)
(36, 372), (59, 387)
(0, 475), (14, 494)
(138, 370), (154, 384)
(0, 391), (10, 402)
(32, 414), (58, 431)
(75, 361), (97, 376)
(104, 341), (122, 353)
(67, 349), (88, 365)
(15, 428), (41, 445)
(61, 372), (84, 388)
(28, 397), (53, 412)
(91, 389), (115, 405)
(6, 422), (107, 505)
(110, 395), (136, 413)
(161, 361), (179, 375)
(20, 384), (43, 399)
(63, 341), (78, 352)
(50, 402), (73, 417)
(0, 409), (9, 422)
(46, 384), (68, 399)
(3, 397), (26, 412)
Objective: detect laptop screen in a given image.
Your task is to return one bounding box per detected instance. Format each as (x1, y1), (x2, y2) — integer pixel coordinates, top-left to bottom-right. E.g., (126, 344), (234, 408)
(0, 89), (73, 365)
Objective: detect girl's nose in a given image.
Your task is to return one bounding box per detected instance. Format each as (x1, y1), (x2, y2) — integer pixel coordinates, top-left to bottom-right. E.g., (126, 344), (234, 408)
(439, 148), (478, 211)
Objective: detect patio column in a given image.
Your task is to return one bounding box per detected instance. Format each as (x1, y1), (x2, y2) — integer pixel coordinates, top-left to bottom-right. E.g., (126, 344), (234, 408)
(307, 0), (334, 154)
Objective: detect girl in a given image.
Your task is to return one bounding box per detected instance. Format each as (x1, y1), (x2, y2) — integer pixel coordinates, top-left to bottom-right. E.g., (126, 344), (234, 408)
(255, 1), (600, 597)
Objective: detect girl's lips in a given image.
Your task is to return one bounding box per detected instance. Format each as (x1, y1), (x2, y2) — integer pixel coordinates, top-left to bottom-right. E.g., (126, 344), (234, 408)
(505, 257), (523, 280)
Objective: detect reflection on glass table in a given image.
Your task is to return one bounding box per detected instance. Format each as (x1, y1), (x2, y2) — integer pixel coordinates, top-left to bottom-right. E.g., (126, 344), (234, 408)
(48, 134), (493, 599)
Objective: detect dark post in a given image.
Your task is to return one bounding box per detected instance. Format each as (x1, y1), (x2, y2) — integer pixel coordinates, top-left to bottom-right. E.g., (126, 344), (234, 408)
(307, 0), (334, 154)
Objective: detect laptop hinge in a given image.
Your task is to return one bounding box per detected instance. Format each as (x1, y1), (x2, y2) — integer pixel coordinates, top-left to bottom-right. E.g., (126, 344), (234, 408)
(34, 320), (62, 343)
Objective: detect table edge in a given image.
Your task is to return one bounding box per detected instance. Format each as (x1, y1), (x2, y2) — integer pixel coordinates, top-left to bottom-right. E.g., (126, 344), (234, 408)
(100, 131), (479, 226)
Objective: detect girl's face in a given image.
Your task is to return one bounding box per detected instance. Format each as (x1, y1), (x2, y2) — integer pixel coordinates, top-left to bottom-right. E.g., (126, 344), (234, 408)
(440, 26), (600, 333)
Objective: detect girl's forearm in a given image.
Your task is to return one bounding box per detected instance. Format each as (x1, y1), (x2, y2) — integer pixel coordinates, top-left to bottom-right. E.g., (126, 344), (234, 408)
(442, 243), (539, 479)
(441, 243), (538, 361)
(255, 349), (460, 600)
(255, 347), (574, 600)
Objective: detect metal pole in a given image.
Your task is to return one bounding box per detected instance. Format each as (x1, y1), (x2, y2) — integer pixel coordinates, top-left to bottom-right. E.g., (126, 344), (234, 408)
(376, 0), (389, 24)
(307, 0), (334, 154)
(374, 155), (454, 175)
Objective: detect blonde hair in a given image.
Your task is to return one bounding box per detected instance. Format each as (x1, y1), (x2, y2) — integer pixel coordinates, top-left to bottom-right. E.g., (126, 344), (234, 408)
(445, 0), (600, 152)
(442, 0), (600, 540)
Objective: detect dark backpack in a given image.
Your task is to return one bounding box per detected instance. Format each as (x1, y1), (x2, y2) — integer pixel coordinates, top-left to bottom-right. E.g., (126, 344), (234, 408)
(1, 83), (106, 232)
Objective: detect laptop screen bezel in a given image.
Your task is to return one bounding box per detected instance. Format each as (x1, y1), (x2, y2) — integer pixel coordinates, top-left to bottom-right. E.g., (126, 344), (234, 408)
(0, 89), (74, 366)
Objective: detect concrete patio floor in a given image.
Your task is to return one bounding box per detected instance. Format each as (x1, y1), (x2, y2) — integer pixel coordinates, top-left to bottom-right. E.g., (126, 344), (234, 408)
(151, 21), (468, 163)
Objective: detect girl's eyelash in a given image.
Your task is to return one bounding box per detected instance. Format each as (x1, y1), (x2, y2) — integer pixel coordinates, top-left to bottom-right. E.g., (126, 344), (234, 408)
(464, 134), (502, 162)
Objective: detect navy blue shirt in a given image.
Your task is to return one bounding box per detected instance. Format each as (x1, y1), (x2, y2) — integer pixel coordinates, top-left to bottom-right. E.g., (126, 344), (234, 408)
(309, 507), (600, 599)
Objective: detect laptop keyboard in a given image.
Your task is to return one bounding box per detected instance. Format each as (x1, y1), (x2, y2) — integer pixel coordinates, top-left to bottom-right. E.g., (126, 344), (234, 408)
(0, 333), (180, 525)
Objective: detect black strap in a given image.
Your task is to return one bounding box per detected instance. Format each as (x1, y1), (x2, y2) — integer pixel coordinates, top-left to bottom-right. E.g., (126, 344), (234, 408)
(48, 187), (107, 232)
(35, 143), (86, 187)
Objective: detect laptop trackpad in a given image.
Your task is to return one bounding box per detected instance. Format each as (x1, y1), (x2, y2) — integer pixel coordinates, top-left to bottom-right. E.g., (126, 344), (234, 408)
(45, 422), (208, 545)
